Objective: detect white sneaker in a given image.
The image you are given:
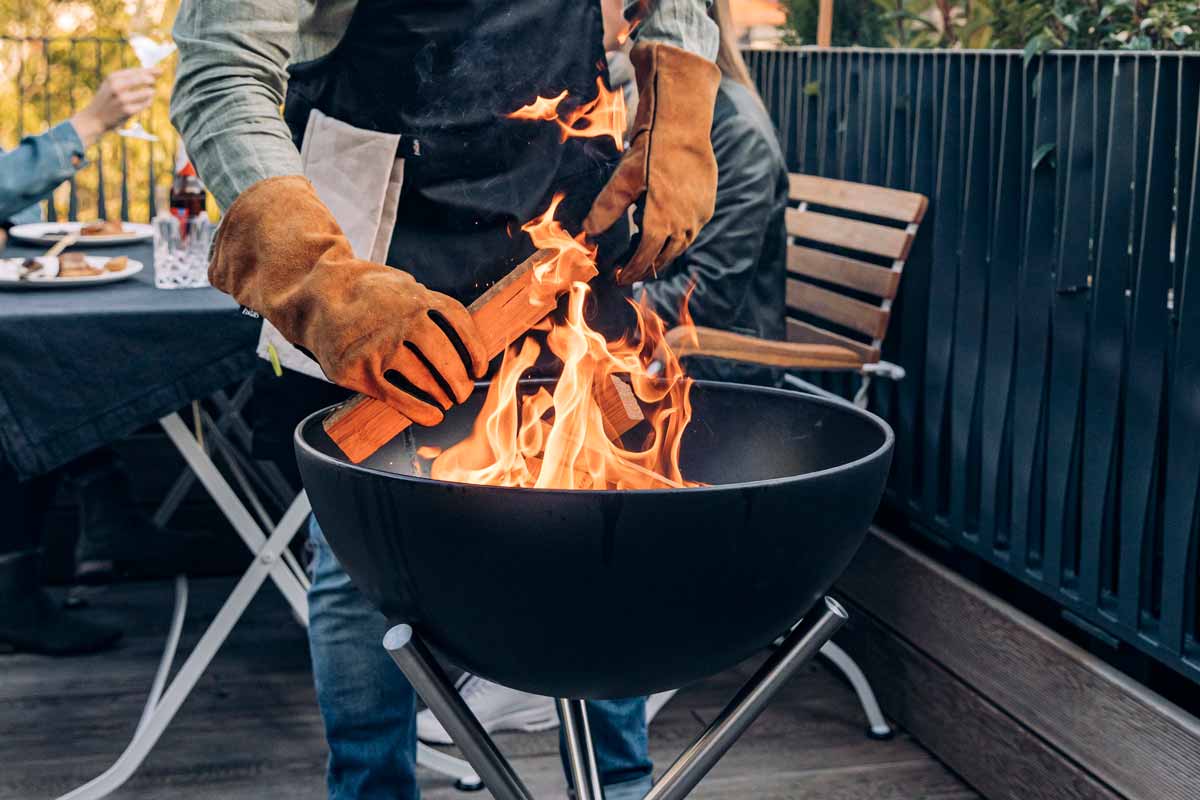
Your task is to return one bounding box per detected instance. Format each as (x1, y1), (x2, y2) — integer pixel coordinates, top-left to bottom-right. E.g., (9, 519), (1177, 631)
(645, 690), (677, 725)
(416, 675), (559, 745)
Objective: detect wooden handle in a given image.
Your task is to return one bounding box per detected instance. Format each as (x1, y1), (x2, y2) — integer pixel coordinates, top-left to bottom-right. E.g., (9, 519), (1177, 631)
(323, 248), (597, 463)
(660, 325), (865, 371)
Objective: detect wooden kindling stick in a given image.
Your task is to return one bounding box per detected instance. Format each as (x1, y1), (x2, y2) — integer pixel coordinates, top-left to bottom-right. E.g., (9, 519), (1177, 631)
(323, 249), (645, 463)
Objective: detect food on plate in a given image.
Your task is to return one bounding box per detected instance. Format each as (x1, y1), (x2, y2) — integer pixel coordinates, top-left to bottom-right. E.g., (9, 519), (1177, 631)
(104, 256), (129, 272)
(80, 220), (126, 236)
(57, 252), (104, 278)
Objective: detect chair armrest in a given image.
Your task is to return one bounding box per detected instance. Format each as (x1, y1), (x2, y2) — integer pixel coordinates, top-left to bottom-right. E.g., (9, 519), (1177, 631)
(658, 326), (865, 371)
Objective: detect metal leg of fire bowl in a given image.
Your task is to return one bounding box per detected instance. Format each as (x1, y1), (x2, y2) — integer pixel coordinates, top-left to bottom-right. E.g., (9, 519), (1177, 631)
(558, 698), (605, 800)
(643, 597), (849, 800)
(384, 625), (535, 800)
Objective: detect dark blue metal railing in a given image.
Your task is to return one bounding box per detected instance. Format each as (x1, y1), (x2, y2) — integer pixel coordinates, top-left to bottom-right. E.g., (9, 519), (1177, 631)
(747, 47), (1200, 685)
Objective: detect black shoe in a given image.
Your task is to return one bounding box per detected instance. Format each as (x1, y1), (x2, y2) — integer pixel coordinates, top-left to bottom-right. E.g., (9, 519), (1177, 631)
(0, 550), (122, 656)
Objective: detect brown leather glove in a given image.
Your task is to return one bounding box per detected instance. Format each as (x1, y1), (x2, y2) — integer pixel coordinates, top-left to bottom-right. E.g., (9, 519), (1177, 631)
(584, 41), (721, 286)
(210, 176), (488, 427)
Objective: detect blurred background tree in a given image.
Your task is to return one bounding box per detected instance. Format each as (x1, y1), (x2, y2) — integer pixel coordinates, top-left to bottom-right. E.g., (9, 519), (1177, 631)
(1, 0), (180, 222)
(779, 0), (887, 45)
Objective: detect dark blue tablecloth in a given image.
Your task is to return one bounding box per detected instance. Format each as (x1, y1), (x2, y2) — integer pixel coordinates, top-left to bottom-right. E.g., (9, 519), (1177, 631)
(0, 239), (259, 480)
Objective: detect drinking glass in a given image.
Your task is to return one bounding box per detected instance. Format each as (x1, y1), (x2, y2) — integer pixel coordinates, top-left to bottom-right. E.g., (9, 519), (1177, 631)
(154, 215), (214, 289)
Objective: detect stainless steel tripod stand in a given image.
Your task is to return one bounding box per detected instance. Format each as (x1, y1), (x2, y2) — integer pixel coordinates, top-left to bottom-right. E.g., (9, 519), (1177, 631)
(384, 596), (848, 800)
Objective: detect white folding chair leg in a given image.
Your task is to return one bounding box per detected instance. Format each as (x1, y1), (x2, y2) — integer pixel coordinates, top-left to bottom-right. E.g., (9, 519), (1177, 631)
(818, 641), (893, 738)
(57, 499), (309, 800)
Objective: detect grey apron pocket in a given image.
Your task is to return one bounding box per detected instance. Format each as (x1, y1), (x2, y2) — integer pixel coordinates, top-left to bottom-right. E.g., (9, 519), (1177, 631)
(257, 108), (406, 381)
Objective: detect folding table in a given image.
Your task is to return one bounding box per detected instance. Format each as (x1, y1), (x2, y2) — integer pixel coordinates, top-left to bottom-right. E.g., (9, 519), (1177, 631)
(0, 237), (480, 797)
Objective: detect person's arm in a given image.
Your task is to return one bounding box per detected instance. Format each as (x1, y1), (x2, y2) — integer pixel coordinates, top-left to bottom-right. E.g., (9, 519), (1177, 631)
(171, 2), (487, 424)
(0, 124), (87, 221)
(635, 0), (719, 59)
(1, 67), (158, 222)
(170, 0), (304, 211)
(586, 1), (721, 285)
(638, 113), (778, 328)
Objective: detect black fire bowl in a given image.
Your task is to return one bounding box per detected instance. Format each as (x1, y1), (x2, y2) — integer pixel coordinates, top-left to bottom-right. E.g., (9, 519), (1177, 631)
(295, 380), (893, 699)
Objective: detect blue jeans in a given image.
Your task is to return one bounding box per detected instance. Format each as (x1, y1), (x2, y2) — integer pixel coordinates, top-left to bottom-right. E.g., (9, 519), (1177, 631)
(307, 516), (653, 799)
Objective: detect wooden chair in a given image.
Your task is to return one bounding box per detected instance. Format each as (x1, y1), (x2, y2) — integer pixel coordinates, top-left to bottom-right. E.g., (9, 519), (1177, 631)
(650, 175), (928, 738)
(664, 173), (927, 407)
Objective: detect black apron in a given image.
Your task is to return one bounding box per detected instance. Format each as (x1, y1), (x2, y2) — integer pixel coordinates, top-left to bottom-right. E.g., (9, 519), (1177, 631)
(282, 0), (623, 304)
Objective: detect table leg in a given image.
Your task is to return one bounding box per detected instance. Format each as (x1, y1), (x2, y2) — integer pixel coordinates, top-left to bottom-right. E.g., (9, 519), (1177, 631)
(153, 380), (256, 529)
(159, 413), (309, 614)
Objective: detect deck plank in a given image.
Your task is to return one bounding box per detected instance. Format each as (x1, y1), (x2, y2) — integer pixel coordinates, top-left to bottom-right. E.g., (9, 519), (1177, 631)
(0, 578), (978, 800)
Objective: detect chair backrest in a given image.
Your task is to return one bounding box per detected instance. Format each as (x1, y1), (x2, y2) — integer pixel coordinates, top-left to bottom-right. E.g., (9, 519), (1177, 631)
(785, 175), (927, 364)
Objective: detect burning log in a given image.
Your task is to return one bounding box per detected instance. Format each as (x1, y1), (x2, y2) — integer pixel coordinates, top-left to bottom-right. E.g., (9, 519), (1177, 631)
(323, 247), (592, 463)
(594, 374), (644, 440)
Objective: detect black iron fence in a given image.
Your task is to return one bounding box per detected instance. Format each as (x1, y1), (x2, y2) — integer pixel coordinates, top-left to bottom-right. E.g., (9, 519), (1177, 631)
(745, 47), (1200, 684)
(0, 36), (175, 222)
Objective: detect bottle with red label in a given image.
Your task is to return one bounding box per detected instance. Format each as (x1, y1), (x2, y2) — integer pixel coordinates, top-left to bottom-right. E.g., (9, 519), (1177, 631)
(169, 140), (206, 240)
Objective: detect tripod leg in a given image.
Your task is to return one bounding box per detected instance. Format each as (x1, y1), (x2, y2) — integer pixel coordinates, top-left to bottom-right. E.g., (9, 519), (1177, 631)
(644, 597), (848, 800)
(558, 699), (605, 800)
(383, 625), (534, 800)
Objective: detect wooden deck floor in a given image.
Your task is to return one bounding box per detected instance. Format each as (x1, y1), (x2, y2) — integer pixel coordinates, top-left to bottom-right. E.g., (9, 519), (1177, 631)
(0, 578), (979, 799)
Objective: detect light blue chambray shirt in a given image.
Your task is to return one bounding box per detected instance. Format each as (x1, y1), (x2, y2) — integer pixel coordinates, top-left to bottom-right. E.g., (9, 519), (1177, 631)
(0, 122), (88, 224)
(170, 0), (718, 212)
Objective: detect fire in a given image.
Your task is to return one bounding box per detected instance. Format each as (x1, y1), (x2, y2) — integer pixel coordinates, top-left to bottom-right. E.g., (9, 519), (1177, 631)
(421, 83), (694, 490)
(422, 197), (699, 491)
(508, 77), (627, 152)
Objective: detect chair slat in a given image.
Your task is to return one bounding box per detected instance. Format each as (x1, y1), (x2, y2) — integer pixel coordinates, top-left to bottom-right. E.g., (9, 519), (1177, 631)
(789, 174), (928, 223)
(787, 278), (891, 339)
(787, 245), (901, 298)
(785, 319), (881, 363)
(786, 208), (913, 260)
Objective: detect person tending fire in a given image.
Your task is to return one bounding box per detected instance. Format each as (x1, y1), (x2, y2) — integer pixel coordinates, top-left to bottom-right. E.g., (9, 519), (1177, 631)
(170, 0), (722, 797)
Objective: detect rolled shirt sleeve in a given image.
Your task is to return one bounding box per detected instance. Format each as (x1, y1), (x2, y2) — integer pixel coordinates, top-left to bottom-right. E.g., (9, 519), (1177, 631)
(170, 0), (304, 210)
(632, 0), (719, 60)
(0, 122), (87, 222)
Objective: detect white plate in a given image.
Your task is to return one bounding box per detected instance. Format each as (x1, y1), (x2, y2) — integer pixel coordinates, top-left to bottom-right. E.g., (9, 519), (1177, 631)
(0, 256), (144, 289)
(8, 221), (154, 246)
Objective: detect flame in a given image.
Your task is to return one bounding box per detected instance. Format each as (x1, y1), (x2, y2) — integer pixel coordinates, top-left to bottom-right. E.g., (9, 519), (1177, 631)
(508, 77), (627, 152)
(424, 198), (699, 491)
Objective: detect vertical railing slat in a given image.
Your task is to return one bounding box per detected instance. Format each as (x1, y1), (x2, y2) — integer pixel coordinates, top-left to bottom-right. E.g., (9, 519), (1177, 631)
(1043, 53), (1095, 594)
(948, 52), (990, 540)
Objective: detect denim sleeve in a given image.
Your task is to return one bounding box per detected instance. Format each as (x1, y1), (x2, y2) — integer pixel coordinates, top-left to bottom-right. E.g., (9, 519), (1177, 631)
(0, 122), (86, 222)
(170, 0), (305, 211)
(632, 0), (718, 60)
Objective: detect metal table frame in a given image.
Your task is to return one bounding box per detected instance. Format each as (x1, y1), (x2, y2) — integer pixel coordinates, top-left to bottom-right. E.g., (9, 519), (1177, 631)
(58, 381), (481, 799)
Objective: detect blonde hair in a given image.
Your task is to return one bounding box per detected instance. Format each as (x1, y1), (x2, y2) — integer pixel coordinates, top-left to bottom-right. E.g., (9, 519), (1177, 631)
(711, 0), (756, 91)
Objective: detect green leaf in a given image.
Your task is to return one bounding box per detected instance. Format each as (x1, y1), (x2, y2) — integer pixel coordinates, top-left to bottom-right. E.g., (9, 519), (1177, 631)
(1057, 12), (1079, 32)
(1023, 32), (1055, 66)
(803, 80), (821, 97)
(1032, 142), (1056, 171)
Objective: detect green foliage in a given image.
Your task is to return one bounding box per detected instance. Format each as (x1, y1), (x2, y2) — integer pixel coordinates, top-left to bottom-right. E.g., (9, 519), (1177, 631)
(993, 0), (1200, 60)
(788, 0), (1200, 53)
(780, 0), (887, 46)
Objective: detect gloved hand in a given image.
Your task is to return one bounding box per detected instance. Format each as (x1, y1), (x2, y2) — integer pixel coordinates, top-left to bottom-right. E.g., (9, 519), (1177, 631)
(584, 41), (721, 286)
(210, 176), (488, 427)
